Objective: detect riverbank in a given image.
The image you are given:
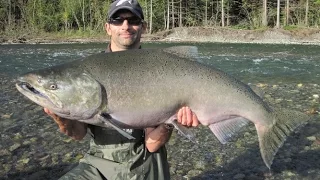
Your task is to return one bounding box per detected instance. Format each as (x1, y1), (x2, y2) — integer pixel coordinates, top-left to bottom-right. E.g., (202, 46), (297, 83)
(1, 27), (320, 45)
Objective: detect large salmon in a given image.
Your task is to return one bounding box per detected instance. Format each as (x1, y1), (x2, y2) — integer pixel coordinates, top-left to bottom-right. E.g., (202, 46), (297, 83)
(16, 46), (310, 168)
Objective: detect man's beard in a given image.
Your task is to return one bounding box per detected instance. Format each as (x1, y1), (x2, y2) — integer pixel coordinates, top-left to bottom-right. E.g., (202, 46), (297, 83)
(119, 34), (139, 47)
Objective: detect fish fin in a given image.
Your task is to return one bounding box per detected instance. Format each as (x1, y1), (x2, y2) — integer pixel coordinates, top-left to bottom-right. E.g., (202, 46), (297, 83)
(170, 120), (197, 143)
(164, 46), (199, 60)
(208, 117), (250, 144)
(250, 84), (264, 98)
(257, 108), (310, 169)
(98, 114), (135, 140)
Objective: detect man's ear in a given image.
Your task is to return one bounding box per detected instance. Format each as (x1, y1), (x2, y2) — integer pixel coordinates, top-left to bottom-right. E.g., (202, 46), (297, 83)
(105, 23), (112, 36)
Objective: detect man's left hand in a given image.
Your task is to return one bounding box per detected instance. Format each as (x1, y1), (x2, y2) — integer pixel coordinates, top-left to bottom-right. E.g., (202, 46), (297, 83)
(145, 106), (199, 152)
(177, 106), (199, 127)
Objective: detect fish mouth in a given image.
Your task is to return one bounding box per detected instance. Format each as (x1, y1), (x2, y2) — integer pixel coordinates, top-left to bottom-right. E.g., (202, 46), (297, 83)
(17, 82), (45, 97)
(16, 81), (66, 114)
(16, 81), (53, 106)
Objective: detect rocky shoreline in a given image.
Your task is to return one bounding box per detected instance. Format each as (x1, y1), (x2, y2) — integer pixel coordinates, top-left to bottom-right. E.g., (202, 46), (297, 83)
(1, 27), (320, 45)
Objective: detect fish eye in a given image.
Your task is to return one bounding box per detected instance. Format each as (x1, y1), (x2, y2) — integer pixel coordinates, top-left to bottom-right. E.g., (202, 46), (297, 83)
(49, 84), (58, 90)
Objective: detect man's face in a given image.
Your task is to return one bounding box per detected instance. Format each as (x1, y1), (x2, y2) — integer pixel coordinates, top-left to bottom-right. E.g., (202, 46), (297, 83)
(105, 10), (146, 50)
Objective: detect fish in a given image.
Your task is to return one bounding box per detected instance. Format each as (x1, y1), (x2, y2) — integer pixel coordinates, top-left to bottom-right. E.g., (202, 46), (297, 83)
(15, 46), (310, 169)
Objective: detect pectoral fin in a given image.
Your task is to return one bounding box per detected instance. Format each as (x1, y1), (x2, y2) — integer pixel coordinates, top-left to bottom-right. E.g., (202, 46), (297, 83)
(98, 114), (135, 140)
(170, 120), (197, 143)
(208, 117), (249, 144)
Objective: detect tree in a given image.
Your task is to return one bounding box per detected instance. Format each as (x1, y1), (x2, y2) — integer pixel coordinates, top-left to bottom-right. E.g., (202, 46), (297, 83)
(276, 0), (280, 28)
(285, 0), (289, 25)
(262, 0), (268, 26)
(305, 0), (309, 26)
(149, 0), (153, 33)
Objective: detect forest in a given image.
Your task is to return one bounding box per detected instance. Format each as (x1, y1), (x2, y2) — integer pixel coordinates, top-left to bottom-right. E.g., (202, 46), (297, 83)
(0, 0), (319, 37)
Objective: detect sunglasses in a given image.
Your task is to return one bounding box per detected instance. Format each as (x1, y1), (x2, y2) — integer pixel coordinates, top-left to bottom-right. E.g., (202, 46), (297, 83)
(108, 16), (143, 26)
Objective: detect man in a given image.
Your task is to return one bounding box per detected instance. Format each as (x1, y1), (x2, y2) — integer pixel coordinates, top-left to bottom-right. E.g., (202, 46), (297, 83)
(45, 0), (199, 179)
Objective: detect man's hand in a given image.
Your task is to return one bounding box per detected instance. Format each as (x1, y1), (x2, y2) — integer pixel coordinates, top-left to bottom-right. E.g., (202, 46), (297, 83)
(44, 108), (87, 140)
(145, 106), (199, 152)
(177, 106), (199, 127)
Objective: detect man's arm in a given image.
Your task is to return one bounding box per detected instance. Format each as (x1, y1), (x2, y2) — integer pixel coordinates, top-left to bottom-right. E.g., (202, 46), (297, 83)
(44, 106), (199, 145)
(145, 106), (199, 152)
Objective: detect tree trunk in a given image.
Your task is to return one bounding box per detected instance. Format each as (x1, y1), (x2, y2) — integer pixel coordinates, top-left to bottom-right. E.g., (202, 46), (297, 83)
(144, 0), (148, 24)
(262, 0), (267, 26)
(166, 0), (170, 29)
(8, 0), (11, 27)
(215, 0), (219, 26)
(221, 0), (225, 27)
(171, 0), (174, 28)
(276, 0), (280, 28)
(81, 0), (85, 31)
(305, 0), (309, 26)
(149, 0), (153, 33)
(204, 0), (208, 26)
(72, 10), (81, 30)
(179, 0), (182, 27)
(226, 2), (229, 26)
(285, 0), (289, 25)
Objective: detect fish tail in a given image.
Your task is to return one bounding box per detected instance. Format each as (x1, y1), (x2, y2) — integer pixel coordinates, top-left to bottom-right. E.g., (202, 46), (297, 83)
(256, 108), (310, 169)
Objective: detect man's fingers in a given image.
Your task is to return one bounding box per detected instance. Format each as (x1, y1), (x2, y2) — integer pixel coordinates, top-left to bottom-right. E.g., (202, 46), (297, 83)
(52, 115), (65, 126)
(186, 107), (192, 126)
(192, 113), (199, 127)
(44, 108), (54, 116)
(181, 107), (187, 125)
(44, 108), (87, 140)
(177, 107), (183, 124)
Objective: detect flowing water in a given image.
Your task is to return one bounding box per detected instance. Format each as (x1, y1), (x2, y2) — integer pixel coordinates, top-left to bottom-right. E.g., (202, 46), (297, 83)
(1, 42), (320, 179)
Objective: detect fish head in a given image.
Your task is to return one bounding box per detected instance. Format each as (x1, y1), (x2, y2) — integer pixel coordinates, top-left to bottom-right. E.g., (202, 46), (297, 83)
(16, 67), (104, 120)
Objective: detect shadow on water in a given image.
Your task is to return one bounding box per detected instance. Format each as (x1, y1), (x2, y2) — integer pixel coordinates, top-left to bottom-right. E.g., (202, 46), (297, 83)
(191, 117), (320, 180)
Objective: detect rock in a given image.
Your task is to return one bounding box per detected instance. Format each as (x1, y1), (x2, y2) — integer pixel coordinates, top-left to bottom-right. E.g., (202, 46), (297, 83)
(307, 136), (316, 141)
(0, 149), (11, 156)
(284, 170), (295, 177)
(256, 83), (268, 88)
(18, 158), (30, 164)
(233, 173), (246, 179)
(74, 154), (84, 161)
(14, 133), (23, 140)
(1, 113), (13, 119)
(9, 143), (21, 151)
(63, 138), (73, 143)
(194, 160), (206, 170)
(187, 169), (203, 177)
(28, 170), (48, 179)
(2, 163), (12, 174)
(283, 158), (292, 163)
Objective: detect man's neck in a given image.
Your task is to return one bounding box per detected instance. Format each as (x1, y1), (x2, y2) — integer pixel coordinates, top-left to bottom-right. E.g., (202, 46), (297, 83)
(108, 43), (142, 52)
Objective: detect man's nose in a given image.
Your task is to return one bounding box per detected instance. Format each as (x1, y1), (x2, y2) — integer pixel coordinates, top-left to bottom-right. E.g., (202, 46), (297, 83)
(121, 20), (130, 29)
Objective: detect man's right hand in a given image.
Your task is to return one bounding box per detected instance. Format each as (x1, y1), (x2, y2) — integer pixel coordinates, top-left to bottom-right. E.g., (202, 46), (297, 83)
(44, 108), (87, 140)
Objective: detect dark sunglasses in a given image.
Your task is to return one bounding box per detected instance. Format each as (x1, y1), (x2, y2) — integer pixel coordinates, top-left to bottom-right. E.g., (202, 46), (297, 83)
(108, 16), (143, 26)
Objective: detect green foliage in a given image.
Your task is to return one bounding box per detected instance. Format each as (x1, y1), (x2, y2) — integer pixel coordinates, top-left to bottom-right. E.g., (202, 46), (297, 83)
(283, 25), (299, 31)
(1, 0), (319, 37)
